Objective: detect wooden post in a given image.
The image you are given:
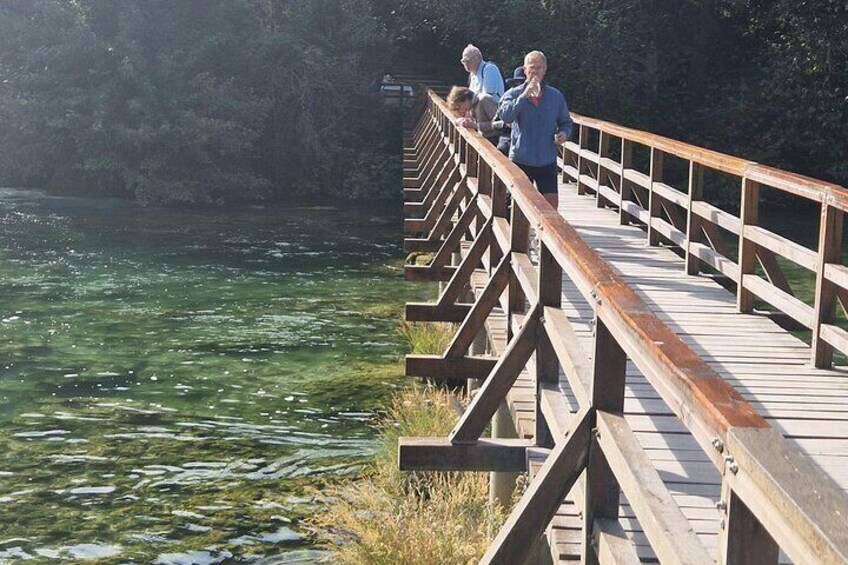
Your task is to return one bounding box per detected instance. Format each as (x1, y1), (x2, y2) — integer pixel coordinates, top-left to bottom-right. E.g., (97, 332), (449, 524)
(717, 479), (778, 565)
(597, 131), (611, 208)
(509, 203), (530, 330)
(811, 204), (844, 367)
(582, 318), (627, 565)
(536, 243), (562, 448)
(619, 139), (633, 226)
(490, 400), (518, 510)
(467, 146), (481, 235)
(685, 162), (705, 275)
(737, 178), (760, 313)
(491, 176), (508, 270)
(647, 148), (664, 246)
(576, 124), (590, 195)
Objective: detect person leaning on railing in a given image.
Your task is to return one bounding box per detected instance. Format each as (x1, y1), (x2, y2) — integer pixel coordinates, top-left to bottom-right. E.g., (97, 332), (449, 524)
(499, 51), (573, 209)
(447, 86), (502, 146)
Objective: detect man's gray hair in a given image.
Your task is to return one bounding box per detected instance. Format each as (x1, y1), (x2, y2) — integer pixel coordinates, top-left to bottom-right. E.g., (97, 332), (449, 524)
(463, 44), (483, 60)
(525, 50), (547, 66)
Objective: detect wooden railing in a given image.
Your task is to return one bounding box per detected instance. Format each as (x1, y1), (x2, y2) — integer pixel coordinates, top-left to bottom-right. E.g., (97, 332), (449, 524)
(564, 114), (848, 368)
(399, 91), (848, 564)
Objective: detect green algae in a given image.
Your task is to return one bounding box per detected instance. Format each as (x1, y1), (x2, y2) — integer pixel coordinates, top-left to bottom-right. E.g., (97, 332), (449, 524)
(0, 189), (433, 563)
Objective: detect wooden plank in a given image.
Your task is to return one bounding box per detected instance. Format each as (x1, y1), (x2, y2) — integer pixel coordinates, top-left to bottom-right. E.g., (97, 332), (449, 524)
(405, 355), (497, 380)
(653, 180), (688, 208)
(542, 306), (592, 407)
(726, 427), (848, 564)
(824, 262), (848, 291)
(398, 437), (531, 472)
(623, 168), (650, 190)
(403, 238), (443, 253)
(619, 139), (634, 225)
(741, 274), (814, 328)
(403, 264), (456, 281)
(744, 225), (817, 272)
(593, 518), (641, 565)
(820, 324), (848, 359)
(691, 200), (740, 235)
(584, 319), (628, 563)
(513, 252), (539, 309)
(596, 411), (713, 565)
(689, 242), (739, 281)
(405, 302), (471, 322)
(812, 205), (844, 367)
(737, 178), (759, 312)
(480, 408), (592, 565)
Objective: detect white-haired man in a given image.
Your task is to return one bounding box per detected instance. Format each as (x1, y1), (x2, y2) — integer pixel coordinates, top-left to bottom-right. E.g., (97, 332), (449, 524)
(461, 44), (505, 102)
(498, 51), (572, 209)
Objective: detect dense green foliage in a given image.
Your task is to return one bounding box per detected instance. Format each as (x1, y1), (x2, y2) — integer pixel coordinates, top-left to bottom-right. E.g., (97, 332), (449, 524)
(0, 0), (397, 204)
(0, 1), (844, 204)
(375, 0), (848, 188)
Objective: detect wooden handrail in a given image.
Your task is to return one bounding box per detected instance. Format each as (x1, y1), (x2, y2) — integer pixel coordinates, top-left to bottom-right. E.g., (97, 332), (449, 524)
(401, 90), (848, 564)
(571, 112), (754, 176)
(430, 90), (767, 446)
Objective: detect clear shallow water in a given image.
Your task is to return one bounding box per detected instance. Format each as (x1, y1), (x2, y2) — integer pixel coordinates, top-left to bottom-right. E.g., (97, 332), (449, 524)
(0, 189), (428, 563)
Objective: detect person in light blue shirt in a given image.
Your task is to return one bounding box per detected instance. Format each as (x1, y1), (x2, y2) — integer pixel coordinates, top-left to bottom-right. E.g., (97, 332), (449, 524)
(461, 44), (505, 102)
(499, 50), (572, 208)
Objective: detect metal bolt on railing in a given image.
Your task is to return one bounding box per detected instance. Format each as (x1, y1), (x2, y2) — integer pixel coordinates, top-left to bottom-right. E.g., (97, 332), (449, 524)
(711, 437), (724, 453)
(716, 500), (727, 512)
(724, 455), (739, 474)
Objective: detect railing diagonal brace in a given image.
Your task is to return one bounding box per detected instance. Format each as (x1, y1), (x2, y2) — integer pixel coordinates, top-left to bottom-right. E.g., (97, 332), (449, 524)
(449, 305), (540, 444)
(444, 253), (511, 359)
(430, 193), (479, 269)
(479, 407), (592, 565)
(438, 218), (492, 305)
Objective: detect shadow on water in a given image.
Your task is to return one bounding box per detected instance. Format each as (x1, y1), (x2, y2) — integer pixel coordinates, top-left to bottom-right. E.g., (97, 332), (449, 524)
(0, 188), (431, 563)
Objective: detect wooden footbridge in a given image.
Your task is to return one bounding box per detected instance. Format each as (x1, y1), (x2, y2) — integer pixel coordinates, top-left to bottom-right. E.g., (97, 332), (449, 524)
(398, 90), (848, 564)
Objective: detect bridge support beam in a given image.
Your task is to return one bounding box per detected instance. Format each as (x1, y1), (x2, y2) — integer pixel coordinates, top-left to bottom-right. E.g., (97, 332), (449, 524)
(398, 437), (531, 472)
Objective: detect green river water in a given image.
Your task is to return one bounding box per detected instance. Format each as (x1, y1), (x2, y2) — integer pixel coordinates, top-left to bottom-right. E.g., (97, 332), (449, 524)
(0, 189), (430, 564)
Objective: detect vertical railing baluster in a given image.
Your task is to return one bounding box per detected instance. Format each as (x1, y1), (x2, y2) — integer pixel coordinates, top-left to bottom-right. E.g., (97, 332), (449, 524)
(812, 204), (844, 367)
(490, 176), (507, 271)
(647, 147), (664, 246)
(535, 242), (562, 449)
(597, 131), (611, 208)
(737, 178), (760, 313)
(466, 146), (481, 237)
(577, 124), (590, 195)
(619, 139), (633, 226)
(582, 318), (627, 565)
(509, 204), (529, 329)
(686, 162), (705, 275)
(717, 479), (778, 565)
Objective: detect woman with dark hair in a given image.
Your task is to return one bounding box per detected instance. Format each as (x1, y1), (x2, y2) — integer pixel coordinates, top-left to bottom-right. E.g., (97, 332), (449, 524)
(447, 86), (501, 145)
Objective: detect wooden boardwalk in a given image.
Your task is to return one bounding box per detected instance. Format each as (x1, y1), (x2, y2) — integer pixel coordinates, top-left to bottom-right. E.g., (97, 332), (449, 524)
(483, 180), (848, 562)
(399, 91), (848, 564)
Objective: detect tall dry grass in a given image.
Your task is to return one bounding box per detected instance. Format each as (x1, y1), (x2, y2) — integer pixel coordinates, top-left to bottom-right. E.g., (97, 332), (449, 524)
(396, 320), (456, 355)
(314, 386), (504, 564)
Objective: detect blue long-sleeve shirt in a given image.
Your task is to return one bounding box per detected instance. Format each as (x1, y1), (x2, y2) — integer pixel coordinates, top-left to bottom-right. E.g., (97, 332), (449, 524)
(469, 61), (505, 103)
(499, 84), (573, 167)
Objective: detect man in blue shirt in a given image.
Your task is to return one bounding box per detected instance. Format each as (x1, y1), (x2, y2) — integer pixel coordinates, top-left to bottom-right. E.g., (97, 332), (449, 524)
(461, 44), (505, 102)
(499, 51), (572, 208)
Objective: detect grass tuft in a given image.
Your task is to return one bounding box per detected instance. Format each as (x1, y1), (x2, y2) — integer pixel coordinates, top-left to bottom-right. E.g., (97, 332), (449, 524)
(313, 385), (504, 564)
(396, 320), (456, 355)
